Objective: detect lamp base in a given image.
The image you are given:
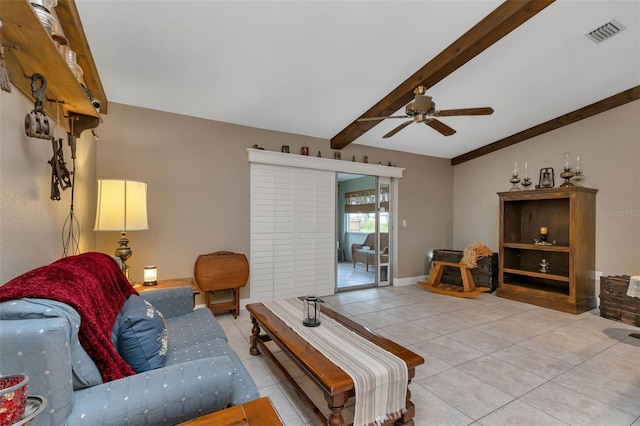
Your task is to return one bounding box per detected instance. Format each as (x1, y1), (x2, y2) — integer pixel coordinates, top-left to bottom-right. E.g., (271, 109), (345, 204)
(143, 281), (157, 286)
(115, 232), (132, 280)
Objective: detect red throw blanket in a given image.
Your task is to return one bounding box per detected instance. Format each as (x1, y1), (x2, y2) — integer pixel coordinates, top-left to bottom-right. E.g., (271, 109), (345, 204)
(0, 252), (138, 382)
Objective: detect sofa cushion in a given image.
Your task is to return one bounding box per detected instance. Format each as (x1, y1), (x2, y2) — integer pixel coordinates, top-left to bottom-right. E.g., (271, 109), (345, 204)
(116, 295), (168, 373)
(164, 307), (227, 357)
(166, 339), (260, 406)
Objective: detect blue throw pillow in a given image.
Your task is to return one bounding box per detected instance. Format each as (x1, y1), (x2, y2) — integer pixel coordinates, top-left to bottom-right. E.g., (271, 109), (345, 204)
(116, 295), (168, 373)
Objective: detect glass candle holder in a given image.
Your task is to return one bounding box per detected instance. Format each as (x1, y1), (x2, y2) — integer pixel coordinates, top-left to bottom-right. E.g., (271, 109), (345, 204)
(573, 155), (585, 185)
(521, 162), (532, 190)
(509, 161), (521, 191)
(302, 295), (323, 327)
(143, 266), (158, 286)
(560, 152), (575, 187)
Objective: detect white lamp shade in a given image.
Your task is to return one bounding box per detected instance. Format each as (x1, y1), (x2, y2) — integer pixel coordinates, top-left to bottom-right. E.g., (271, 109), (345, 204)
(94, 180), (149, 231)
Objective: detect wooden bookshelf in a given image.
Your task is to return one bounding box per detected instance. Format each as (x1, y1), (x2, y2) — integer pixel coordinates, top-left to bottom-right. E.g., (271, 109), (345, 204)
(497, 187), (598, 314)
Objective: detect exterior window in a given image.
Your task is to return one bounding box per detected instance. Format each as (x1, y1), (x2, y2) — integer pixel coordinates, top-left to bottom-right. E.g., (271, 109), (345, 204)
(346, 212), (389, 233)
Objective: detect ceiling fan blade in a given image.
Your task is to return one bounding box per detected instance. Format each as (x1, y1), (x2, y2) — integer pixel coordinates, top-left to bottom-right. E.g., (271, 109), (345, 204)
(426, 118), (456, 136)
(413, 94), (432, 112)
(383, 120), (413, 138)
(435, 107), (494, 117)
(357, 115), (409, 122)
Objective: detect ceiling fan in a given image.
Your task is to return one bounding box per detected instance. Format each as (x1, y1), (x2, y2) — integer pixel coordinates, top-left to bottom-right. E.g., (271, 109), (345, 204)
(358, 86), (494, 138)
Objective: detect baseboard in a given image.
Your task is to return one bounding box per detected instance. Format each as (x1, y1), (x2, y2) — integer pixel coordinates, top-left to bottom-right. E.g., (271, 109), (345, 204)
(238, 276), (429, 308)
(393, 275), (428, 287)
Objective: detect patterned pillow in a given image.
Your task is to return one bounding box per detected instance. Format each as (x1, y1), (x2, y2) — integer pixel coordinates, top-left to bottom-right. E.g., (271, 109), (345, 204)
(116, 295), (168, 373)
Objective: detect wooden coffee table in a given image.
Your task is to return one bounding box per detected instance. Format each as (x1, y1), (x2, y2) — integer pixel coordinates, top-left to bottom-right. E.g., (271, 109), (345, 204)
(247, 302), (424, 426)
(177, 397), (283, 425)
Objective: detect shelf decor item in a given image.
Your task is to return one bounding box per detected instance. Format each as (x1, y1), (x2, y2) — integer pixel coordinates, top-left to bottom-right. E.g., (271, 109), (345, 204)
(521, 162), (532, 190)
(509, 161), (521, 191)
(300, 147), (309, 156)
(302, 295), (323, 327)
(534, 225), (554, 245)
(560, 152), (575, 187)
(539, 226), (548, 243)
(539, 259), (550, 273)
(538, 167), (554, 188)
(573, 155), (585, 186)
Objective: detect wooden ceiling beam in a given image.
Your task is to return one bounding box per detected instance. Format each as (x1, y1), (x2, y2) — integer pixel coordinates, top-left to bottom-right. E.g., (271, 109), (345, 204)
(330, 0), (555, 150)
(451, 86), (640, 165)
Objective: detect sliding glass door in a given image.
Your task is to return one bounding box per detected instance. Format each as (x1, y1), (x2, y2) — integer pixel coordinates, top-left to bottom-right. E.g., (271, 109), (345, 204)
(336, 174), (392, 291)
(377, 177), (391, 287)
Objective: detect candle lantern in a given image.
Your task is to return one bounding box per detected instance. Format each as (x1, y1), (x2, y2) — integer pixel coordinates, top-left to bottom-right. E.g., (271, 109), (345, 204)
(303, 295), (324, 327)
(143, 266), (158, 286)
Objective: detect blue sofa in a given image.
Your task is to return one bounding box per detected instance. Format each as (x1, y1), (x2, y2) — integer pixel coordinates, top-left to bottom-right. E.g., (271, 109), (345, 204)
(0, 285), (259, 425)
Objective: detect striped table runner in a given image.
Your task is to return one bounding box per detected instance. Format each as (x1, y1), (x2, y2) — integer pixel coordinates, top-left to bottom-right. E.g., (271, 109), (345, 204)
(263, 298), (408, 426)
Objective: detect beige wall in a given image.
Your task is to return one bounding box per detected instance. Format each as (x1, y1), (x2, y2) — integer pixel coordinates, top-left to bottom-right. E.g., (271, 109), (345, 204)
(95, 103), (453, 299)
(0, 87), (97, 283)
(5, 88), (634, 294)
(453, 100), (640, 279)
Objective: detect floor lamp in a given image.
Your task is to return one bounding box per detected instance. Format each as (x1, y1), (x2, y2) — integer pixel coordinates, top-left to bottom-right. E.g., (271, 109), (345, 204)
(94, 179), (148, 280)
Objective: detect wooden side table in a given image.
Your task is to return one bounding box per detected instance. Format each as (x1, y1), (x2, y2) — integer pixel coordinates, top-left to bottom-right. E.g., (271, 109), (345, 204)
(134, 277), (200, 304)
(177, 397), (283, 425)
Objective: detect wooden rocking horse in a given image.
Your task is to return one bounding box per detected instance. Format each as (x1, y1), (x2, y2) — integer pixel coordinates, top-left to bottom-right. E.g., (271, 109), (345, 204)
(418, 242), (493, 298)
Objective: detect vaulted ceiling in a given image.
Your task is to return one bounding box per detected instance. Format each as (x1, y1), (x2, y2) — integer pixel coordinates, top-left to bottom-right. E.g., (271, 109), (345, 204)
(76, 1), (640, 161)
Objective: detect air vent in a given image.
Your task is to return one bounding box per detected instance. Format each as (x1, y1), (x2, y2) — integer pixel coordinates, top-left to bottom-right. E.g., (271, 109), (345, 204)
(585, 19), (626, 43)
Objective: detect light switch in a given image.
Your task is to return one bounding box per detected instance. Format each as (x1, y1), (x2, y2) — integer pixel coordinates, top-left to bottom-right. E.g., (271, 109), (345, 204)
(402, 220), (407, 227)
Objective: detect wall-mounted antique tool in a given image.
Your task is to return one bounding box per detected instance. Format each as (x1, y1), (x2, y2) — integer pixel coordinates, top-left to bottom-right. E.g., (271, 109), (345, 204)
(24, 73), (53, 139)
(48, 137), (72, 201)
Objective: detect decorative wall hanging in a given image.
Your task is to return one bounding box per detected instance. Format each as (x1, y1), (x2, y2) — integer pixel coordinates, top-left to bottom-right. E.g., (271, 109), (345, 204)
(24, 74), (52, 140)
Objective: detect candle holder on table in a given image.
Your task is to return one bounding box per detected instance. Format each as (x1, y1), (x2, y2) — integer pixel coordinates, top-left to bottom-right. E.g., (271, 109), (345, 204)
(303, 296), (324, 327)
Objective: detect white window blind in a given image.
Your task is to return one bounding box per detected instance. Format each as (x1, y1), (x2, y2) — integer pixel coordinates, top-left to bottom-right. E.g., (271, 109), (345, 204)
(250, 163), (335, 300)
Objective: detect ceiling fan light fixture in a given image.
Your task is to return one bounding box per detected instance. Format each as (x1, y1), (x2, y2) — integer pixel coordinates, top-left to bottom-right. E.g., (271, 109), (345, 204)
(585, 19), (625, 43)
(361, 87), (493, 138)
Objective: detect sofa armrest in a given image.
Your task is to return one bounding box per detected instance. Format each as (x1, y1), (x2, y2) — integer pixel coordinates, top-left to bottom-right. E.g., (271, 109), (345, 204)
(0, 318), (74, 426)
(139, 287), (195, 318)
(69, 356), (235, 425)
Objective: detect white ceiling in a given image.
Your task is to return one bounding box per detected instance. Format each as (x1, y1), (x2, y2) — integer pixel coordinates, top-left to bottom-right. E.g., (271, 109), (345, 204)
(76, 1), (640, 159)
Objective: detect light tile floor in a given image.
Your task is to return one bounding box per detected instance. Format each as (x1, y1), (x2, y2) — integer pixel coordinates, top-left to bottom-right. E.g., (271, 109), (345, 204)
(217, 285), (640, 426)
(337, 261), (375, 289)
